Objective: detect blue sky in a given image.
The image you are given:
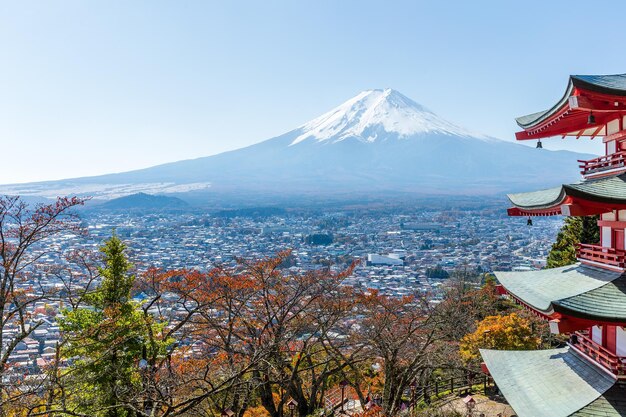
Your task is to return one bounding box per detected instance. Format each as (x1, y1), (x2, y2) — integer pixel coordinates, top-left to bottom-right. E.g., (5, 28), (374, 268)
(2, 1), (625, 183)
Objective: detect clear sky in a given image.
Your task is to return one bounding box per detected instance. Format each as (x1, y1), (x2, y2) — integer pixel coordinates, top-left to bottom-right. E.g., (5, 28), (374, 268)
(2, 1), (625, 184)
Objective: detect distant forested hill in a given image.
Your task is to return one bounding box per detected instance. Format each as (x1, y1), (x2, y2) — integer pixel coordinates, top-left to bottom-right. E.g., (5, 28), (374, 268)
(97, 193), (189, 210)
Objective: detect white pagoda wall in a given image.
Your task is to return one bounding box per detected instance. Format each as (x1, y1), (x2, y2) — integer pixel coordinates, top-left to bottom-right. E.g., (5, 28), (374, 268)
(617, 327), (626, 357)
(601, 226), (612, 248)
(592, 325), (602, 345)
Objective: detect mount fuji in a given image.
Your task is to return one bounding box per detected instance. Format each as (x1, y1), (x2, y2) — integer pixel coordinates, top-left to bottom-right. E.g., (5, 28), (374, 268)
(1, 89), (591, 200)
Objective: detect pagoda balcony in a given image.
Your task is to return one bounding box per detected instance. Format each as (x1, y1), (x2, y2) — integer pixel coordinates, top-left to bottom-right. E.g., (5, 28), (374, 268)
(569, 331), (626, 378)
(579, 151), (626, 177)
(576, 243), (626, 271)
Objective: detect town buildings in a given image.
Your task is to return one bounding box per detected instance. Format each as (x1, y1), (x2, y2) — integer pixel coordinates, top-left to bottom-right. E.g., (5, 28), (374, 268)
(2, 200), (562, 381)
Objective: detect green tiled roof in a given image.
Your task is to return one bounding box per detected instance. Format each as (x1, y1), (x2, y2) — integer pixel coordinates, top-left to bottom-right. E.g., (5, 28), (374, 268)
(572, 74), (626, 97)
(508, 187), (566, 210)
(554, 275), (626, 322)
(516, 109), (554, 128)
(565, 174), (626, 205)
(508, 173), (626, 210)
(494, 264), (621, 313)
(571, 383), (626, 417)
(481, 348), (615, 417)
(516, 74), (626, 129)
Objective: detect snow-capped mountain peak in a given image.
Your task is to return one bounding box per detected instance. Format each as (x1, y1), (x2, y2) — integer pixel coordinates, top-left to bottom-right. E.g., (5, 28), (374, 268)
(0, 87), (590, 199)
(290, 88), (486, 145)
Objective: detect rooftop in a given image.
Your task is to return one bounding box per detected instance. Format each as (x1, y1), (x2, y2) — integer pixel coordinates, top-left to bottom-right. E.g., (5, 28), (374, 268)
(507, 173), (626, 216)
(494, 264), (621, 315)
(481, 347), (615, 417)
(573, 382), (626, 416)
(554, 274), (626, 322)
(515, 73), (626, 140)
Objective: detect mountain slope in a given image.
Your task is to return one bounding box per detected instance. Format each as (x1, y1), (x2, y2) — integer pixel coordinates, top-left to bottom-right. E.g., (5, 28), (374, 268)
(0, 89), (592, 199)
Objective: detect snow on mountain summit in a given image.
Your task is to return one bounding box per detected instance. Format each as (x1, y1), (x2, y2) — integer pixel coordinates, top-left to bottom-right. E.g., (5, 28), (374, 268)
(290, 88), (488, 146)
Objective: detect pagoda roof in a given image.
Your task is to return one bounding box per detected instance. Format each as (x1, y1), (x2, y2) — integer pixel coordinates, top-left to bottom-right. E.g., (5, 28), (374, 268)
(508, 186), (565, 212)
(572, 74), (626, 96)
(554, 275), (626, 322)
(572, 383), (626, 416)
(515, 73), (626, 140)
(494, 264), (621, 314)
(480, 347), (615, 417)
(507, 173), (626, 216)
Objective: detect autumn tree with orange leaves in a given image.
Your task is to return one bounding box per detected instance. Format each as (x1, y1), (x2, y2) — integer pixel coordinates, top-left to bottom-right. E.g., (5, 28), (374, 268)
(350, 291), (442, 416)
(164, 252), (358, 417)
(0, 195), (85, 415)
(237, 253), (357, 417)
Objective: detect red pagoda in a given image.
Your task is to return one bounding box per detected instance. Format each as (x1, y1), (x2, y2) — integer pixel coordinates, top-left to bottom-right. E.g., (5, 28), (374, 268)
(480, 74), (626, 417)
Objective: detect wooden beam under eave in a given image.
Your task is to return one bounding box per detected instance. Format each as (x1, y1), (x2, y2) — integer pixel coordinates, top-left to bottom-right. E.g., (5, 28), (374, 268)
(507, 206), (562, 217)
(569, 94), (626, 112)
(590, 126), (604, 140)
(515, 130), (534, 140)
(551, 316), (600, 334)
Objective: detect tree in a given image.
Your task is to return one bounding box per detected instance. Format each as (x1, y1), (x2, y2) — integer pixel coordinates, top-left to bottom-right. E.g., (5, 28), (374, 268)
(59, 235), (166, 417)
(459, 313), (540, 362)
(305, 234), (334, 245)
(0, 195), (85, 414)
(435, 270), (512, 343)
(546, 215), (599, 268)
(425, 266), (449, 279)
(129, 252), (357, 417)
(580, 215), (600, 245)
(55, 249), (252, 417)
(352, 291), (441, 415)
(225, 252), (356, 417)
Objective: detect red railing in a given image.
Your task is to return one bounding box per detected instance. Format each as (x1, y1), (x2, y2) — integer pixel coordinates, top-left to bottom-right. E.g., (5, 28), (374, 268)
(569, 331), (626, 377)
(577, 243), (626, 269)
(579, 151), (626, 176)
(324, 385), (359, 412)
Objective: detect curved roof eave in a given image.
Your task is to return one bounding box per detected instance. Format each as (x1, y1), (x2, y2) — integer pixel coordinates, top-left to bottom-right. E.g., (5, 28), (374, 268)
(552, 275), (626, 323)
(494, 264), (621, 313)
(516, 79), (574, 129)
(571, 74), (626, 97)
(564, 174), (626, 205)
(571, 383), (626, 416)
(516, 73), (626, 130)
(480, 347), (615, 417)
(507, 186), (566, 210)
(508, 173), (626, 211)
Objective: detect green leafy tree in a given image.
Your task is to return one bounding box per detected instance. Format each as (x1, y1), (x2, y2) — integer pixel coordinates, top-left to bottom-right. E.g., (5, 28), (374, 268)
(546, 215), (599, 268)
(425, 265), (449, 279)
(59, 235), (166, 417)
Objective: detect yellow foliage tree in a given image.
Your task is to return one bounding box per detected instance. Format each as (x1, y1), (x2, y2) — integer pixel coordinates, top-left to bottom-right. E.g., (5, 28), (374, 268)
(244, 405), (271, 417)
(459, 313), (540, 361)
